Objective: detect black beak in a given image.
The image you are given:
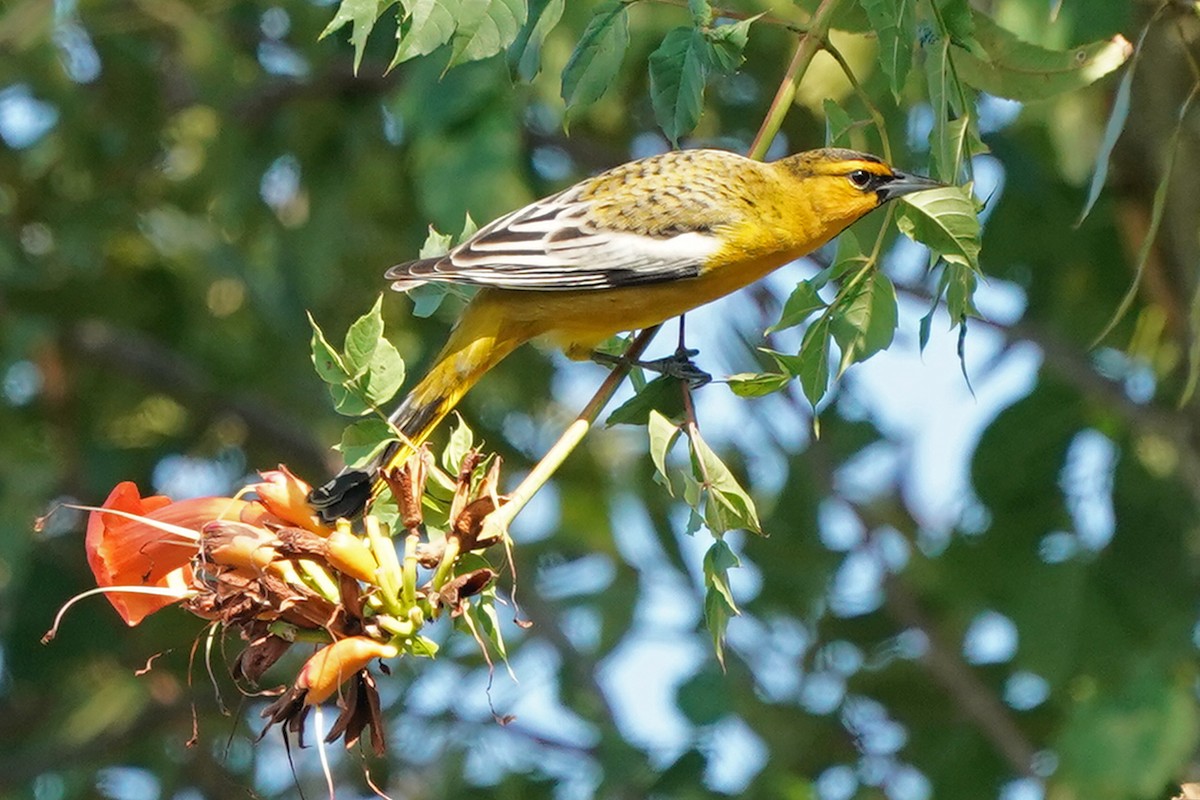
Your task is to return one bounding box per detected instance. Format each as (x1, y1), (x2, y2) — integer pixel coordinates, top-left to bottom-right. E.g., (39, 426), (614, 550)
(877, 171), (944, 202)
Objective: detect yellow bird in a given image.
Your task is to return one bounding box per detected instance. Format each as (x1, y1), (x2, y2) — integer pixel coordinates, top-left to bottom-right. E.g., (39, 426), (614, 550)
(310, 148), (940, 520)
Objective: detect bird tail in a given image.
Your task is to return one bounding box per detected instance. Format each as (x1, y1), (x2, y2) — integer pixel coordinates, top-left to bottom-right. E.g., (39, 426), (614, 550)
(309, 299), (528, 521)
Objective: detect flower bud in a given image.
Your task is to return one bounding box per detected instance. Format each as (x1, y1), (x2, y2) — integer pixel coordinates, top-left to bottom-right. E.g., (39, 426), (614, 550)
(253, 466), (329, 534)
(326, 529), (379, 584)
(204, 520), (279, 571)
(298, 636), (398, 705)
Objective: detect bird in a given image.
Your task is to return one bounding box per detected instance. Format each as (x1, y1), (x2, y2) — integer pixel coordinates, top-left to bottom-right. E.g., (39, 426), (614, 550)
(309, 147), (942, 521)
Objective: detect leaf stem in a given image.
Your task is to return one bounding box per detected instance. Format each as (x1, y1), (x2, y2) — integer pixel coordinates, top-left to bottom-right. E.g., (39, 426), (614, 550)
(820, 38), (893, 163)
(748, 0), (849, 160)
(646, 0), (805, 31)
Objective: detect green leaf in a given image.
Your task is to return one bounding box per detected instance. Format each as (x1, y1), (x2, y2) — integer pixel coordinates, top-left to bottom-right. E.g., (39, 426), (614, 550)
(829, 228), (869, 282)
(943, 262), (978, 322)
(831, 270), (898, 376)
(338, 417), (396, 468)
(918, 306), (934, 353)
(704, 15), (759, 74)
(702, 538), (740, 666)
(517, 0), (565, 81)
(364, 339), (405, 406)
(457, 212), (478, 243)
(1093, 85), (1196, 350)
(407, 635), (440, 657)
(605, 375), (685, 427)
(391, 0), (457, 67)
(442, 413), (475, 473)
(860, 0), (915, 99)
(308, 312), (353, 386)
(648, 27), (709, 147)
(329, 385), (371, 416)
(406, 284), (451, 318)
(321, 0), (387, 73)
(476, 591), (511, 666)
(647, 410), (681, 488)
(1078, 20), (1150, 224)
(769, 279), (826, 334)
(343, 295), (386, 374)
(726, 372), (789, 398)
(934, 115), (986, 183)
(950, 11), (1132, 102)
(796, 317), (832, 408)
(923, 36), (981, 183)
(340, 300), (406, 406)
(895, 185), (981, 270)
(1055, 668), (1200, 800)
(689, 428), (761, 534)
(448, 0), (526, 69)
(937, 0), (978, 52)
(757, 352), (800, 383)
(419, 224), (454, 258)
(561, 2), (629, 115)
(1077, 62), (1133, 224)
(822, 98), (855, 148)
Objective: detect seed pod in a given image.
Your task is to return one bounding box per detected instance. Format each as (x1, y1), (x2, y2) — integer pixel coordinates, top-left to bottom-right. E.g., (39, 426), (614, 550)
(298, 636), (398, 705)
(383, 448), (430, 530)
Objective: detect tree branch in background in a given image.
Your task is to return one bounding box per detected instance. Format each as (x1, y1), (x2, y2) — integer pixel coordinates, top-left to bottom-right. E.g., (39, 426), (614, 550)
(67, 319), (331, 473)
(884, 577), (1037, 776)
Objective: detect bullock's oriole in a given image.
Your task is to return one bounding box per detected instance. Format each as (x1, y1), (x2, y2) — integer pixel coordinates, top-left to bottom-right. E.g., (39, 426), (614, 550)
(310, 148), (940, 520)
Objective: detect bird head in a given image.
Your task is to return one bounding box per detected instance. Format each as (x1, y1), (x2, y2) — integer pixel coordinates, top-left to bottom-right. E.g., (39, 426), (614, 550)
(776, 148), (943, 231)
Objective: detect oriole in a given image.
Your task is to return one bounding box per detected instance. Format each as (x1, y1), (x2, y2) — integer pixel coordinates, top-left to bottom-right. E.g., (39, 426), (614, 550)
(310, 148), (940, 520)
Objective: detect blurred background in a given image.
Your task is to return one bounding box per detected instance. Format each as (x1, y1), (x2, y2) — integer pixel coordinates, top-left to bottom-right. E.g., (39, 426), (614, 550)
(2, 0), (1199, 798)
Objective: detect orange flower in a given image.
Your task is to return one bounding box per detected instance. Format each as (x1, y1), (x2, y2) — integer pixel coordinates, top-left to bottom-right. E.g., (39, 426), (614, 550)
(86, 482), (253, 626)
(253, 466), (329, 534)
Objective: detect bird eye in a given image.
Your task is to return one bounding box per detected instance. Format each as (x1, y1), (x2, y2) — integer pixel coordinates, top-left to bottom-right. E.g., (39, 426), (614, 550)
(848, 169), (873, 189)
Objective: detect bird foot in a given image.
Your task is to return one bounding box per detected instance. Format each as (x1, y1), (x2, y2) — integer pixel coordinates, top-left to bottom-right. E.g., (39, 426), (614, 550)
(593, 346), (712, 388)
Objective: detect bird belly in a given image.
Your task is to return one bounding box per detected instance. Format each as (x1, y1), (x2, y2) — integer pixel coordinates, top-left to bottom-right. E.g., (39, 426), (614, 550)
(478, 250), (798, 359)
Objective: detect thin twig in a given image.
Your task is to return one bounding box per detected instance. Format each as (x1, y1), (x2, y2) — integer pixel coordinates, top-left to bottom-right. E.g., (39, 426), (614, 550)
(479, 326), (662, 541)
(748, 0), (849, 159)
(820, 37), (893, 163)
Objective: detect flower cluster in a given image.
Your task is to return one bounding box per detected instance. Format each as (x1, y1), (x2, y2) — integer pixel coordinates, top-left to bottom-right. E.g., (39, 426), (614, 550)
(48, 450), (508, 754)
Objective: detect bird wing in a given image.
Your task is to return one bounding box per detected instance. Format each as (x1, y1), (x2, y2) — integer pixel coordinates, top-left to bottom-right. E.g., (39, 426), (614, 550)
(386, 187), (724, 292)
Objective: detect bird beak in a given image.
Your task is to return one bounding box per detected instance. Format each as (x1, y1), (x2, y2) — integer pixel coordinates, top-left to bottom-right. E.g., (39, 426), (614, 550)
(877, 171), (944, 202)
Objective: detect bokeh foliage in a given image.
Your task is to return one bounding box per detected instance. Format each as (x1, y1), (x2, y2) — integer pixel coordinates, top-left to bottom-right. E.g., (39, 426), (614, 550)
(1, 0), (1199, 799)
